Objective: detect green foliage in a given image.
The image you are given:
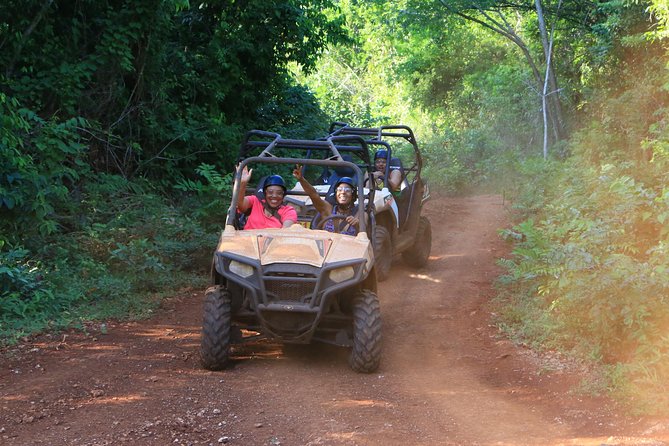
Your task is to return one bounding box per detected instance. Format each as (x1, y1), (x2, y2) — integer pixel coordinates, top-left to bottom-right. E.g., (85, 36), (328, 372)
(255, 83), (330, 139)
(0, 247), (79, 343)
(174, 163), (234, 227)
(175, 164), (233, 195)
(296, 45), (393, 127)
(420, 132), (471, 195)
(0, 0), (346, 345)
(301, 0), (573, 192)
(0, 94), (91, 244)
(0, 248), (44, 307)
(1, 179), (214, 344)
(649, 0), (669, 37)
(296, 0), (430, 129)
(497, 57), (669, 411)
(0, 0), (347, 180)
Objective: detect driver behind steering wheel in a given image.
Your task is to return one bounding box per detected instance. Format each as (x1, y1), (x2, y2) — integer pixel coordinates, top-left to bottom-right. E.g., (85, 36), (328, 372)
(293, 165), (359, 235)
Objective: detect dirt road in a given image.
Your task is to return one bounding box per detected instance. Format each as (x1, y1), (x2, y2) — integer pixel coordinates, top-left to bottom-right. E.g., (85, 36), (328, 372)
(2, 195), (669, 446)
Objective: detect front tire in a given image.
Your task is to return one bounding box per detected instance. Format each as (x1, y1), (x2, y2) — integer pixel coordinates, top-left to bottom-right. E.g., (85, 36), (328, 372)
(200, 285), (232, 370)
(349, 289), (382, 373)
(373, 225), (392, 282)
(402, 216), (431, 268)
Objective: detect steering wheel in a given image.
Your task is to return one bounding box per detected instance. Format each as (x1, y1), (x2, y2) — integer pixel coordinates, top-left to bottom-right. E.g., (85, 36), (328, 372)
(316, 214), (350, 233)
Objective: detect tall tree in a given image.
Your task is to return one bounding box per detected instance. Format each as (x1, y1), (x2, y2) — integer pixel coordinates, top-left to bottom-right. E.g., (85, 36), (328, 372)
(536, 0), (562, 158)
(0, 0), (347, 179)
(434, 0), (567, 149)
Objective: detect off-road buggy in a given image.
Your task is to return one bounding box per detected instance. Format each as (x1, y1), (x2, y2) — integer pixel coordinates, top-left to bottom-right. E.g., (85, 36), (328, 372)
(325, 123), (432, 281)
(200, 132), (383, 373)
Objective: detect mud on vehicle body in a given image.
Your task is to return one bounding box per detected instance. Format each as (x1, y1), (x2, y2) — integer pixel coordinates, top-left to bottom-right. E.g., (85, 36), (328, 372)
(328, 123), (432, 281)
(200, 133), (382, 373)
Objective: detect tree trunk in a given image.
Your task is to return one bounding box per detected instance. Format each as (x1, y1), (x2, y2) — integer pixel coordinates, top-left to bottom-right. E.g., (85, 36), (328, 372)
(439, 0), (567, 157)
(535, 0), (565, 146)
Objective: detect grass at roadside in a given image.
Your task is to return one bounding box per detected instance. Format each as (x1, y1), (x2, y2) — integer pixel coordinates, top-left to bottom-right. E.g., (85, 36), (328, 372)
(1, 186), (220, 346)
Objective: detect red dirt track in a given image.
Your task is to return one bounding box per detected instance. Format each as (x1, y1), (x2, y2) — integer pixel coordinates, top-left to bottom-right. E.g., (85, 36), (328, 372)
(2, 195), (669, 445)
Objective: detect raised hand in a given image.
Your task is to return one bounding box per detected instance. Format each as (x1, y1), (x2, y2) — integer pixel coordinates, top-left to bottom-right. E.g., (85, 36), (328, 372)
(240, 165), (253, 184)
(292, 164), (303, 181)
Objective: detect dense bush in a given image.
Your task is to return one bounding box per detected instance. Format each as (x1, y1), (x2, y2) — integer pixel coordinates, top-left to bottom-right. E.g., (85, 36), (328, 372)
(1, 94), (91, 244)
(0, 1), (346, 344)
(0, 165), (216, 343)
(496, 58), (669, 412)
(0, 0), (347, 179)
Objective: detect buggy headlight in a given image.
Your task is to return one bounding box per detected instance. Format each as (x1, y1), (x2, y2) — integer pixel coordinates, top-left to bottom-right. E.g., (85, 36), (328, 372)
(229, 260), (254, 278)
(329, 266), (355, 283)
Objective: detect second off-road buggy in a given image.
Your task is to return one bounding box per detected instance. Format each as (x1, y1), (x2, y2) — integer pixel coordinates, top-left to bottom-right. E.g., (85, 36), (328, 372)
(325, 123), (432, 281)
(200, 133), (383, 373)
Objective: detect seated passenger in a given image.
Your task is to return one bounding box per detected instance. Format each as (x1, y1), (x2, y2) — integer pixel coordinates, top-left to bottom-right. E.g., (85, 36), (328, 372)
(371, 149), (402, 195)
(237, 166), (297, 229)
(293, 165), (359, 236)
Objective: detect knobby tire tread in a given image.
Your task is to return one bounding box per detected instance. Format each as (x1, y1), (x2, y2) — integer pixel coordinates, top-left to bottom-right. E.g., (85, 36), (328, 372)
(374, 225), (392, 282)
(402, 216), (432, 268)
(349, 289), (382, 373)
(200, 286), (232, 371)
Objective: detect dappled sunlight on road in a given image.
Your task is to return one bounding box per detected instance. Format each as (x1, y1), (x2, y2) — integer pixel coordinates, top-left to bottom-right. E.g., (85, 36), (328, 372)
(132, 325), (201, 340)
(232, 342), (283, 361)
(424, 386), (531, 398)
(325, 398), (395, 409)
(80, 394), (148, 406)
(428, 253), (465, 260)
(319, 432), (357, 443)
(78, 344), (125, 352)
(559, 436), (669, 446)
(408, 273), (442, 283)
(0, 394), (30, 402)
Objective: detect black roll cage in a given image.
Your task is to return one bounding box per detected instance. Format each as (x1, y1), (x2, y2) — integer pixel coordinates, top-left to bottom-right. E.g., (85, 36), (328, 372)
(228, 131), (377, 234)
(327, 122), (423, 182)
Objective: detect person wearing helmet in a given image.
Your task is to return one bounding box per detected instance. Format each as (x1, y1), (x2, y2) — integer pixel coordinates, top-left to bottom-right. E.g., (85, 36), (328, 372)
(372, 149), (401, 194)
(293, 165), (359, 236)
(237, 165), (297, 229)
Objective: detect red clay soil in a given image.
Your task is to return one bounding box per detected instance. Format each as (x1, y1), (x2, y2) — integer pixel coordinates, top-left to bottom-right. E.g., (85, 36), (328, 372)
(2, 195), (669, 446)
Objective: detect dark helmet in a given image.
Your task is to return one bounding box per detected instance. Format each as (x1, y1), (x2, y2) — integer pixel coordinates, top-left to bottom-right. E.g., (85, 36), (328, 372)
(374, 149), (388, 160)
(263, 175), (286, 193)
(335, 176), (357, 199)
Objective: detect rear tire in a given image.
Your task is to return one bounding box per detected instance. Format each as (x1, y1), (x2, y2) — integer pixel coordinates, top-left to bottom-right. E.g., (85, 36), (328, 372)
(349, 289), (382, 373)
(373, 225), (392, 282)
(402, 216), (431, 268)
(200, 285), (232, 370)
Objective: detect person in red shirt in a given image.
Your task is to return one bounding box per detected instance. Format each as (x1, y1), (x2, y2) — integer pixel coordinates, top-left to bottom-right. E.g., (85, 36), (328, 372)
(237, 166), (297, 229)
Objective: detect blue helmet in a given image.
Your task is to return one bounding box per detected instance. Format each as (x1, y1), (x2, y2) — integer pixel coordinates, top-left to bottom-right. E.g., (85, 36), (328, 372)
(263, 175), (286, 193)
(374, 149), (388, 160)
(335, 176), (357, 199)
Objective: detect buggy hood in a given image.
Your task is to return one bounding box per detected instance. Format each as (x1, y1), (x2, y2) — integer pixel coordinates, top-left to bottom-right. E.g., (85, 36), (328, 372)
(216, 224), (373, 269)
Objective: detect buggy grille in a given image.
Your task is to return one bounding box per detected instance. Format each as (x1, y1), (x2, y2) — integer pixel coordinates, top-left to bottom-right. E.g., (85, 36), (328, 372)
(264, 272), (317, 303)
(265, 280), (314, 302)
(261, 264), (319, 303)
